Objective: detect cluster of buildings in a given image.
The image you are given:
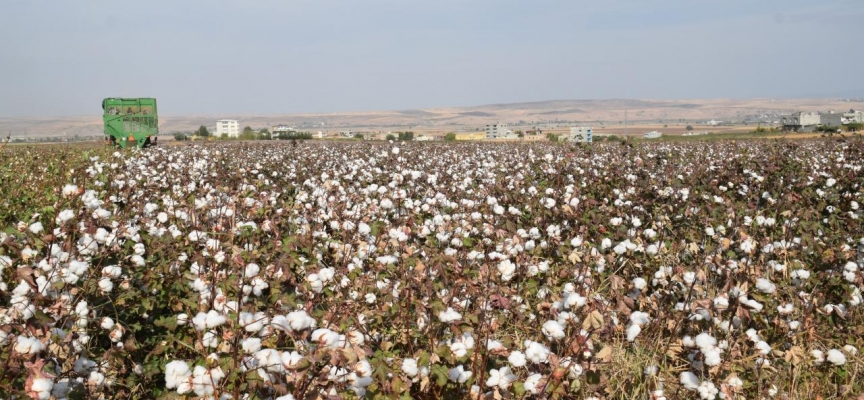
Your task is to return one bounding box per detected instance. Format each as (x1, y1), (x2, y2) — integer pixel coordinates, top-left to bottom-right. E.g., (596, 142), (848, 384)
(780, 109), (863, 132)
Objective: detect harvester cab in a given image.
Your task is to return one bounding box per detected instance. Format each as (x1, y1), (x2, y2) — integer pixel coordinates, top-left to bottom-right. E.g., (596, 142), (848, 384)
(102, 98), (158, 148)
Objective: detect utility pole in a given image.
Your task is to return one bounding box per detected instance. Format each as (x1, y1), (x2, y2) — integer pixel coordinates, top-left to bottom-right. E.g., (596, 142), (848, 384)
(624, 108), (628, 137)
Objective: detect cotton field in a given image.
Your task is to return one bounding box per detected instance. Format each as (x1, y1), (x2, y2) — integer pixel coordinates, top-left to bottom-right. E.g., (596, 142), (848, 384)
(1, 139), (863, 399)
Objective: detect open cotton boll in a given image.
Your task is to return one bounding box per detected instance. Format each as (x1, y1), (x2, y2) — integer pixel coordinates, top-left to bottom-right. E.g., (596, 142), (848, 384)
(508, 351), (527, 367)
(31, 378), (53, 400)
(697, 381), (718, 399)
(192, 310), (227, 331)
(13, 335), (45, 355)
(311, 328), (341, 349)
(401, 358), (418, 377)
(438, 307), (462, 323)
(626, 324), (642, 342)
(755, 278), (776, 294)
(242, 337), (262, 354)
(630, 311), (650, 326)
(680, 371), (700, 390)
(485, 367), (516, 390)
(826, 349), (846, 366)
(523, 373), (544, 395)
(164, 360), (192, 390)
(542, 320), (566, 340)
(524, 340), (550, 364)
(448, 365), (472, 383)
(811, 349), (825, 365)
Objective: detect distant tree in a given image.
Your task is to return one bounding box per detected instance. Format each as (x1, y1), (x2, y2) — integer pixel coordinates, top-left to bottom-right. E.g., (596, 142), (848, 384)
(353, 133), (364, 140)
(197, 125), (210, 137)
(173, 132), (188, 141)
(259, 128), (271, 140)
(239, 126), (257, 140)
(397, 131), (414, 141)
(685, 125), (694, 131)
(846, 122), (863, 132)
(444, 133), (456, 141)
(386, 134), (396, 141)
(546, 133), (559, 142)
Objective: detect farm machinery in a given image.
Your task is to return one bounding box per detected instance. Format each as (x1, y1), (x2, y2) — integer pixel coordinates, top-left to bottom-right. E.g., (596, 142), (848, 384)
(102, 98), (158, 148)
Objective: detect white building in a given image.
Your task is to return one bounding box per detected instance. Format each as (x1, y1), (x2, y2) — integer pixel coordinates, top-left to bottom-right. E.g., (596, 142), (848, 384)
(485, 123), (511, 139)
(569, 126), (593, 143)
(643, 131), (663, 139)
(216, 120), (240, 137)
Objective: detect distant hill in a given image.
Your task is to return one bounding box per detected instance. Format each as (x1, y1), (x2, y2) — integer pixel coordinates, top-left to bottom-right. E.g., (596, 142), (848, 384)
(2, 98), (861, 138)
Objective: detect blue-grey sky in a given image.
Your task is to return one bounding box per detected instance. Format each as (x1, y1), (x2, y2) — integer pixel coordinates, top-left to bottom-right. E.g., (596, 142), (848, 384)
(0, 0), (861, 116)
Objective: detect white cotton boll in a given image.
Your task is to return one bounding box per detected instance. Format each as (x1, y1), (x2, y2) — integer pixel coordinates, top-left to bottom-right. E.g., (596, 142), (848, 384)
(102, 265), (122, 278)
(283, 310), (316, 331)
(244, 263), (260, 278)
(14, 336), (45, 355)
(626, 324), (641, 342)
(497, 259), (516, 281)
(358, 222), (371, 235)
(176, 313), (188, 326)
(450, 342), (468, 358)
(508, 350), (527, 367)
(826, 349), (846, 365)
(281, 351), (304, 370)
(402, 358), (418, 377)
(365, 293), (377, 304)
(485, 367), (517, 390)
(448, 365), (472, 384)
(542, 320), (566, 340)
(695, 333), (716, 350)
(201, 330), (219, 348)
(524, 373), (543, 395)
(703, 348), (722, 367)
(811, 349), (825, 365)
(98, 277), (114, 293)
(755, 341), (771, 355)
(438, 307), (462, 323)
(164, 360), (192, 389)
(242, 338), (262, 354)
(633, 277), (647, 291)
(791, 269), (811, 280)
(192, 310), (227, 331)
(311, 328), (341, 349)
(31, 378), (53, 399)
(524, 340), (550, 364)
(843, 345), (858, 355)
(680, 371), (700, 390)
(683, 271), (696, 285)
(630, 311), (650, 326)
(62, 184), (80, 198)
(100, 317), (115, 330)
(56, 209), (75, 224)
(777, 303), (794, 315)
(697, 381), (718, 400)
(28, 222), (44, 234)
(755, 278), (776, 294)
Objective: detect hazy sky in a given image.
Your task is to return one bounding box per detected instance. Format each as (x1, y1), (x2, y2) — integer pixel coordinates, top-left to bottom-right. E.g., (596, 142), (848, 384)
(1, 0), (861, 116)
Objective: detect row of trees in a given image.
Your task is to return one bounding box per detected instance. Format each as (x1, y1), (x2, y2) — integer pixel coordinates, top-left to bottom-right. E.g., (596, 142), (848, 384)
(385, 131), (414, 141)
(173, 126), (314, 141)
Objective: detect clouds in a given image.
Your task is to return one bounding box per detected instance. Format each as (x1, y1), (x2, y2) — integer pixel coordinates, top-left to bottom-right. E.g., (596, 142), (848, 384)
(0, 0), (862, 116)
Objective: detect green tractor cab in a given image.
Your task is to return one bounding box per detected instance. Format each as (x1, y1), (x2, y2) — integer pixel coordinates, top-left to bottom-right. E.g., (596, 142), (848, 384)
(102, 98), (158, 148)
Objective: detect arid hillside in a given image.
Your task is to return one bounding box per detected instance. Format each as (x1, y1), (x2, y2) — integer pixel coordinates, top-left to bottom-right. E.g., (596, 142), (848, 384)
(2, 98), (861, 138)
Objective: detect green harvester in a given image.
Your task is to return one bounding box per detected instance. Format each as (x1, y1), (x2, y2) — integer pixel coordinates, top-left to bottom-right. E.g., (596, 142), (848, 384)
(102, 98), (158, 148)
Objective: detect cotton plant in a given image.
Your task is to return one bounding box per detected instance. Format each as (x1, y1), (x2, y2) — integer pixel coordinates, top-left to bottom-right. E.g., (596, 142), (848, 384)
(1, 140), (863, 398)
